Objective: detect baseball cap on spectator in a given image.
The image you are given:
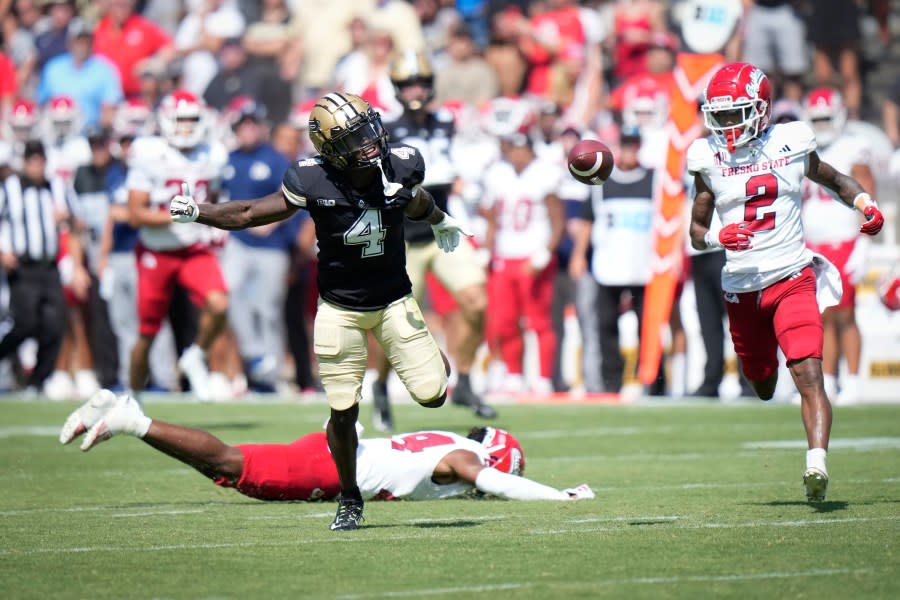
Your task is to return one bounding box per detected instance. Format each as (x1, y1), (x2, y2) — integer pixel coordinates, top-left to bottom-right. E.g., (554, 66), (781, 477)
(771, 99), (802, 124)
(227, 96), (267, 128)
(620, 124), (642, 145)
(649, 31), (678, 53)
(85, 126), (111, 147)
(67, 20), (93, 41)
(23, 140), (47, 160)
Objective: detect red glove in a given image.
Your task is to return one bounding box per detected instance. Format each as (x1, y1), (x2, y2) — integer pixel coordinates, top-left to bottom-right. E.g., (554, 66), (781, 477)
(860, 205), (884, 236)
(718, 222), (754, 251)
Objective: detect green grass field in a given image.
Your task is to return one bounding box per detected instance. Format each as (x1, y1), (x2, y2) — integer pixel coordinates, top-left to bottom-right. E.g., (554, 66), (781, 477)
(1, 398), (898, 599)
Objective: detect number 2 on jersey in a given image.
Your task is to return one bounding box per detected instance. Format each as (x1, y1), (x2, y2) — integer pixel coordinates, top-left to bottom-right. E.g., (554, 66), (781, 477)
(344, 209), (386, 258)
(743, 173), (778, 232)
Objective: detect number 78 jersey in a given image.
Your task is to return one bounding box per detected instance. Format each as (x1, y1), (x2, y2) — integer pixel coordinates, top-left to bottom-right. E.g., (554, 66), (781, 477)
(687, 121), (818, 293)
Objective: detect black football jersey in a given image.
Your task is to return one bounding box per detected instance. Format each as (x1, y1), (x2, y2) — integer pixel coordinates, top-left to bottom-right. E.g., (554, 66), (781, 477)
(281, 143), (425, 310)
(385, 111), (454, 244)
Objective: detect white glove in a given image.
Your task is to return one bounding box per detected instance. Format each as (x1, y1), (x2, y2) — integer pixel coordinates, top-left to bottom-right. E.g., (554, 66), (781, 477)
(170, 182), (199, 223)
(562, 483), (595, 500)
(844, 236), (869, 285)
(431, 213), (473, 253)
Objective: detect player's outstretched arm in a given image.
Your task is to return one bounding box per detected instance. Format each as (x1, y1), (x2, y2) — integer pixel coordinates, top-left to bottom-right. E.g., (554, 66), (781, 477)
(444, 450), (594, 500)
(806, 151), (884, 235)
(172, 190), (300, 231)
(689, 174), (754, 251)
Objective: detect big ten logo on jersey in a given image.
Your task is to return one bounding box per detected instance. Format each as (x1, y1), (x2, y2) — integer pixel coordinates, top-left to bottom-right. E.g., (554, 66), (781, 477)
(391, 432), (455, 453)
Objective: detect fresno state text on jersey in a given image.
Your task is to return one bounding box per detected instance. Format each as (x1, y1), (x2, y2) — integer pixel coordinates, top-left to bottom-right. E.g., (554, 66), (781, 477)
(281, 143), (425, 310)
(126, 136), (229, 251)
(688, 121), (818, 293)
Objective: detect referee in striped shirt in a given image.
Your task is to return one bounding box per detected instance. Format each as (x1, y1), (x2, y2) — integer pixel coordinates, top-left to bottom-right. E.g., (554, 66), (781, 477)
(0, 140), (89, 393)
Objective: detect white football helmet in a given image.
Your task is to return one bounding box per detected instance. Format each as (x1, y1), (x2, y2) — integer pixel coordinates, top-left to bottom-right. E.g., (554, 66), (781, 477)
(114, 98), (154, 139)
(480, 96), (536, 140)
(803, 87), (846, 147)
(158, 90), (210, 149)
(43, 96), (82, 142)
(4, 99), (39, 144)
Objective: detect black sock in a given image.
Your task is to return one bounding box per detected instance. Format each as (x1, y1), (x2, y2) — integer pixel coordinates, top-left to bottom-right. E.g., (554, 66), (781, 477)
(341, 486), (363, 502)
(457, 373), (471, 390)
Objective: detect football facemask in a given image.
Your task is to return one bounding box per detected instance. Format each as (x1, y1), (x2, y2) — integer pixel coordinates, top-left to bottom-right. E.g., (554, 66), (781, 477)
(309, 93), (388, 170)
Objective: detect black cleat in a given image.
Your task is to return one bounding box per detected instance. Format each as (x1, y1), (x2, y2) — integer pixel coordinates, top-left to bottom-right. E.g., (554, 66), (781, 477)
(371, 381), (394, 432)
(451, 384), (497, 419)
(330, 496), (364, 531)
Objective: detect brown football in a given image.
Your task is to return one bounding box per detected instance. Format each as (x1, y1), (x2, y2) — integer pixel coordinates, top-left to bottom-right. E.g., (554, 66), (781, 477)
(567, 139), (615, 185)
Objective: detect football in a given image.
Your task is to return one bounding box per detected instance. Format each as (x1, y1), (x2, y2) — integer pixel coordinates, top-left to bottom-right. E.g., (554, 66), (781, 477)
(567, 139), (615, 185)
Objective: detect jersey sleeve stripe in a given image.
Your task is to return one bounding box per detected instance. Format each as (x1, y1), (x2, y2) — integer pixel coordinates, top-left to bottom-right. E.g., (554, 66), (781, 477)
(281, 184), (307, 207)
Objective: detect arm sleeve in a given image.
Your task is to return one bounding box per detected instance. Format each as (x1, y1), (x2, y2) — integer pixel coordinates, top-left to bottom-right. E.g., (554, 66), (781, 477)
(685, 138), (711, 176)
(281, 163), (308, 208)
(474, 467), (569, 501)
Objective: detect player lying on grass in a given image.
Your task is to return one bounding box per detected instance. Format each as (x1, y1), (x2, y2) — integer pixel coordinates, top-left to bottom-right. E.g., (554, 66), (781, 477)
(59, 391), (595, 502)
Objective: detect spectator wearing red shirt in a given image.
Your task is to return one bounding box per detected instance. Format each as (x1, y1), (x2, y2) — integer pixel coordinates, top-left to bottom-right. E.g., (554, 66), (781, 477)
(517, 0), (585, 97)
(93, 0), (174, 98)
(0, 50), (16, 116)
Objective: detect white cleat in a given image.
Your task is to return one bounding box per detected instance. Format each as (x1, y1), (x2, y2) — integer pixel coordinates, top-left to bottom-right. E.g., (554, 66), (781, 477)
(59, 389), (118, 444)
(177, 346), (210, 401)
(80, 394), (146, 452)
(803, 467), (829, 502)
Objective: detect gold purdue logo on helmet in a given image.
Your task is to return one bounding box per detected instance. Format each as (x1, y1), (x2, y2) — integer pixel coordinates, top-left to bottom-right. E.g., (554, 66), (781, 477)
(308, 92), (388, 169)
(390, 50), (435, 111)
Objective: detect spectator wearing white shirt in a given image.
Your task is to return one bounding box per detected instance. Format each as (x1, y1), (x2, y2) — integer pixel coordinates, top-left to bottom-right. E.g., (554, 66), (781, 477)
(174, 0), (246, 96)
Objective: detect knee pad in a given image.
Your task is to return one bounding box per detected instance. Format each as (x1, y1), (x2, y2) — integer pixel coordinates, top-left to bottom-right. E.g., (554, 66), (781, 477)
(408, 371), (449, 406)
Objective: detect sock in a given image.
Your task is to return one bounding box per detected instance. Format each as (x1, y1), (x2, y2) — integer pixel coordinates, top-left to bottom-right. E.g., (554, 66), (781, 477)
(823, 374), (837, 398)
(457, 373), (471, 390)
(670, 352), (686, 398)
(188, 344), (206, 360)
(840, 374), (859, 395)
(806, 448), (827, 474)
(341, 486), (363, 502)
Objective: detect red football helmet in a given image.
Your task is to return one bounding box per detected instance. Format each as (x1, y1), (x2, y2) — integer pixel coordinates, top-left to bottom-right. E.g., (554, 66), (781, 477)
(878, 266), (900, 312)
(480, 96), (536, 141)
(803, 87), (846, 147)
(701, 62), (772, 152)
(158, 90), (209, 149)
(479, 427), (525, 475)
(44, 95), (82, 141)
(6, 99), (39, 143)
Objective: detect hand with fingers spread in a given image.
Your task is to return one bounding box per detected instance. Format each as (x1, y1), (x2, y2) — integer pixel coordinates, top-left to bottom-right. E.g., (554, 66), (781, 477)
(430, 213), (473, 253)
(170, 182), (199, 223)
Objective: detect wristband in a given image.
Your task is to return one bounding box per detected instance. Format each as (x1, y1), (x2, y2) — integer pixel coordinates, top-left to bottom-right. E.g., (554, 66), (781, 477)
(853, 193), (876, 213)
(704, 230), (722, 249)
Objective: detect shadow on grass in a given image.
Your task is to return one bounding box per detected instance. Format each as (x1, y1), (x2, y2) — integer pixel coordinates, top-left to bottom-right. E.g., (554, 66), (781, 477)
(755, 500), (850, 513)
(411, 520), (491, 529)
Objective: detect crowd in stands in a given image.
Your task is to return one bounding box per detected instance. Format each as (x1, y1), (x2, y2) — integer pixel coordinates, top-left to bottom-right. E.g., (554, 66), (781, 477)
(0, 0), (897, 402)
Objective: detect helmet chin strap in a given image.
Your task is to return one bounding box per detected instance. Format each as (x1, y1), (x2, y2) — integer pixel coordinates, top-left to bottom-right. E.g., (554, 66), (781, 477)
(376, 158), (403, 197)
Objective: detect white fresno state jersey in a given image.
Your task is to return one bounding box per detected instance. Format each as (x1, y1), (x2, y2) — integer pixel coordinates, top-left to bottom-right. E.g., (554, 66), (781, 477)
(45, 136), (91, 184)
(356, 431), (490, 501)
(125, 136), (228, 251)
(801, 134), (868, 244)
(482, 159), (562, 259)
(688, 121), (817, 293)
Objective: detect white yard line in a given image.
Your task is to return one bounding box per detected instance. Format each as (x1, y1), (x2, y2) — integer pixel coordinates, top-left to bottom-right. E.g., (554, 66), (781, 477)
(566, 515), (680, 524)
(333, 568), (874, 599)
(111, 509), (205, 518)
(531, 515), (900, 535)
(745, 437), (900, 450)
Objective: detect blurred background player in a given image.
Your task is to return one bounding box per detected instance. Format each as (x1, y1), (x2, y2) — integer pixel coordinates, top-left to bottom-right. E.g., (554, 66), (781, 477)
(126, 90), (230, 401)
(800, 87), (876, 405)
(219, 96), (297, 392)
(482, 121), (564, 396)
(62, 389), (594, 502)
(170, 92), (473, 531)
(40, 95), (90, 185)
(371, 50), (494, 431)
(689, 63), (885, 502)
(569, 127), (660, 394)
